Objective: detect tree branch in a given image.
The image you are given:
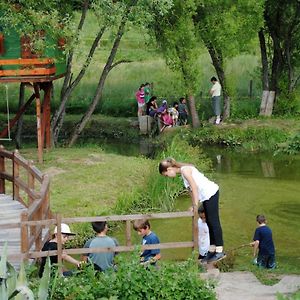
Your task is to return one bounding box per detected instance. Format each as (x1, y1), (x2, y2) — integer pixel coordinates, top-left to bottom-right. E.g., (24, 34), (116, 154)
(108, 59), (132, 72)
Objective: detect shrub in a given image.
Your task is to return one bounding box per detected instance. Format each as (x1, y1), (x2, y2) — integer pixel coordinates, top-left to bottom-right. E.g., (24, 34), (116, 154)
(50, 251), (216, 300)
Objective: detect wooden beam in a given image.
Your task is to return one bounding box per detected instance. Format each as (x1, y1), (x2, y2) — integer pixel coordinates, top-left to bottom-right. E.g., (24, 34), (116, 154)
(33, 83), (43, 163)
(0, 93), (36, 139)
(0, 67), (56, 77)
(0, 58), (54, 65)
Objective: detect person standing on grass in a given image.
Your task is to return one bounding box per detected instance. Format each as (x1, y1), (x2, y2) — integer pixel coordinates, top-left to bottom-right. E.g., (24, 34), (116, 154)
(135, 84), (145, 117)
(250, 214), (276, 269)
(144, 82), (151, 104)
(158, 158), (225, 263)
(198, 205), (210, 260)
(209, 77), (222, 125)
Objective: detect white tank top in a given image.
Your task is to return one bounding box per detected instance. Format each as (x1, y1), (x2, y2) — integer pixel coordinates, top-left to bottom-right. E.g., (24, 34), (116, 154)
(181, 166), (219, 202)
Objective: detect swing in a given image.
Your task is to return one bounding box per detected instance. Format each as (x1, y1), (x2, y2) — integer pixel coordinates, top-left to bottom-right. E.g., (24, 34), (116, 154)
(0, 85), (12, 141)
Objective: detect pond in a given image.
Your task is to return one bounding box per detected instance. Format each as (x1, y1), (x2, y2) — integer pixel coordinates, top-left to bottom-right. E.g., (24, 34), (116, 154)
(99, 140), (300, 271)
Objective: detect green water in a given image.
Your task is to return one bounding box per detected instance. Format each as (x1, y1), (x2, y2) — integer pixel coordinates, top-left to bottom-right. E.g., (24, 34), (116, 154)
(110, 142), (300, 272)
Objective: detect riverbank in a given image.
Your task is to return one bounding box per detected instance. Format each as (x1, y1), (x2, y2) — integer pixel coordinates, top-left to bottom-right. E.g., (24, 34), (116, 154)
(1, 114), (300, 154)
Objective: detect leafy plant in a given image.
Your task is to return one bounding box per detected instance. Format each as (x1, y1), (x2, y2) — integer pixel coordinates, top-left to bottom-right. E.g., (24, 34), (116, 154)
(0, 242), (51, 300)
(50, 251), (215, 300)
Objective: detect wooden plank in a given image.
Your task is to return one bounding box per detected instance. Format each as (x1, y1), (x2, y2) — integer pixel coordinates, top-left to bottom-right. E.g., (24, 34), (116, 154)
(0, 58), (54, 65)
(0, 73), (65, 83)
(28, 242), (195, 259)
(0, 67), (56, 76)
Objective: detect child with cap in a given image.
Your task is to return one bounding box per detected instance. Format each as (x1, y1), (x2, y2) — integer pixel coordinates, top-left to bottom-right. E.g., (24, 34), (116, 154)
(39, 223), (81, 277)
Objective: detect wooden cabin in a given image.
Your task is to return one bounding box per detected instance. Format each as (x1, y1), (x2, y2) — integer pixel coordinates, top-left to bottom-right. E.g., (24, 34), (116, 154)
(0, 25), (67, 162)
(0, 26), (66, 80)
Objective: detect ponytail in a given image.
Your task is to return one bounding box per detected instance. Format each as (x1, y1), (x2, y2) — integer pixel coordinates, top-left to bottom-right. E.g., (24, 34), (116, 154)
(158, 157), (192, 174)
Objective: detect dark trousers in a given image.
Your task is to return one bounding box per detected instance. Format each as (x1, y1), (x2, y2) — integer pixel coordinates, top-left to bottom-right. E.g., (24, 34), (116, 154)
(203, 191), (223, 247)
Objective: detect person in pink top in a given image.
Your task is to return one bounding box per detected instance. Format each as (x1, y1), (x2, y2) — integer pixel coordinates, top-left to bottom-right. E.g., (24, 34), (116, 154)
(135, 84), (145, 117)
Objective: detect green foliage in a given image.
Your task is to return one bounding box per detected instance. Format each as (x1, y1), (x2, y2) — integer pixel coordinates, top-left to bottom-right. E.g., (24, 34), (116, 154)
(277, 290), (300, 300)
(0, 243), (51, 300)
(187, 124), (288, 152)
(50, 251), (215, 300)
(114, 136), (211, 214)
(275, 133), (300, 155)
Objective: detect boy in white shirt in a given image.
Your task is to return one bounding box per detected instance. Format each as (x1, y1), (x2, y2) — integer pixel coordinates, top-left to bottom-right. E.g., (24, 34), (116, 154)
(198, 205), (210, 260)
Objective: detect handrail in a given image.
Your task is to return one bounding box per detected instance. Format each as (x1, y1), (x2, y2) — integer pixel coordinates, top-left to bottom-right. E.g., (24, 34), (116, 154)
(0, 145), (198, 264)
(0, 145), (51, 257)
(2, 212), (198, 263)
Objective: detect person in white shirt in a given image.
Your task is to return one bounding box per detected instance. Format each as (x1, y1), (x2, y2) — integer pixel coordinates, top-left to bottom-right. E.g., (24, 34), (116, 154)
(198, 205), (210, 260)
(209, 77), (222, 125)
(159, 158), (225, 263)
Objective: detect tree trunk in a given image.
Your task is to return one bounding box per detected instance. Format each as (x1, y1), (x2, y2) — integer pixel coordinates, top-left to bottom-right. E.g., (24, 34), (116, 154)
(68, 0), (138, 146)
(258, 29), (270, 116)
(188, 95), (200, 128)
(206, 43), (230, 119)
(51, 0), (91, 144)
(15, 83), (25, 149)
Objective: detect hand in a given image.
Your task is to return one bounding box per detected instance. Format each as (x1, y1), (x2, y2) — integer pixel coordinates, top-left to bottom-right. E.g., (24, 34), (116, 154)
(188, 206), (194, 212)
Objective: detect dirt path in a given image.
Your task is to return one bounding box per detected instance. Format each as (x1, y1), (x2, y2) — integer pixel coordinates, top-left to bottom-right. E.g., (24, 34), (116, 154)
(201, 270), (300, 300)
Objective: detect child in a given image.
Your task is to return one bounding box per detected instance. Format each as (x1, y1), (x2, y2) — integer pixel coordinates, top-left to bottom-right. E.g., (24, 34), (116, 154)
(250, 215), (276, 269)
(178, 97), (188, 125)
(159, 158), (225, 263)
(83, 221), (118, 272)
(144, 82), (152, 104)
(135, 84), (145, 117)
(39, 223), (80, 277)
(168, 102), (179, 126)
(133, 219), (161, 265)
(198, 205), (210, 260)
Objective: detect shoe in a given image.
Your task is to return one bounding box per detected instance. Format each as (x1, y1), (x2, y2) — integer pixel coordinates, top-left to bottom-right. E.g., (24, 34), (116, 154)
(200, 251), (215, 263)
(208, 252), (226, 263)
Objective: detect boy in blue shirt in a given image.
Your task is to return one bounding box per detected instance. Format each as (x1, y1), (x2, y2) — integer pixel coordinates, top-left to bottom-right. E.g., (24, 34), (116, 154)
(133, 219), (161, 265)
(250, 214), (276, 269)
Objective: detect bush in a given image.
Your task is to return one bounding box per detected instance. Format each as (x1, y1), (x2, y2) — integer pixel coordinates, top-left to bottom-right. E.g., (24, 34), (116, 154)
(50, 252), (216, 300)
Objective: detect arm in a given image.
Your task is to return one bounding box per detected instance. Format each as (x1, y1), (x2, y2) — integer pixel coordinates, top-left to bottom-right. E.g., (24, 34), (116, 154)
(62, 251), (81, 267)
(251, 240), (259, 257)
(181, 168), (199, 208)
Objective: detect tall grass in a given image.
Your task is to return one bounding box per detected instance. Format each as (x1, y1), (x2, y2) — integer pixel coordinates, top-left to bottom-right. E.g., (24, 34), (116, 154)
(114, 136), (211, 213)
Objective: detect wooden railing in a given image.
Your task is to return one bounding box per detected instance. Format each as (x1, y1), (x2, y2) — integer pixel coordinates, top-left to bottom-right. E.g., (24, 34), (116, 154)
(14, 211), (198, 267)
(0, 145), (51, 255)
(0, 145), (198, 264)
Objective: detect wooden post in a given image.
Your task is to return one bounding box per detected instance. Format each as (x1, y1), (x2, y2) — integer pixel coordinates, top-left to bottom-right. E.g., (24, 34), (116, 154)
(56, 214), (63, 274)
(21, 211), (29, 261)
(126, 220), (132, 246)
(0, 146), (5, 193)
(13, 150), (20, 201)
(43, 82), (52, 149)
(34, 83), (43, 163)
(249, 80), (253, 99)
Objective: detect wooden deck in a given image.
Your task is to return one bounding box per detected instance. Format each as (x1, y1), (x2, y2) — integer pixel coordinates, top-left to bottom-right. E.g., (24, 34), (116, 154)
(0, 193), (27, 268)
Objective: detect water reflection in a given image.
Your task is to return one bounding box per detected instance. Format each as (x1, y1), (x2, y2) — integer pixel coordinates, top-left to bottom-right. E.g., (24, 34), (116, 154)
(203, 147), (300, 181)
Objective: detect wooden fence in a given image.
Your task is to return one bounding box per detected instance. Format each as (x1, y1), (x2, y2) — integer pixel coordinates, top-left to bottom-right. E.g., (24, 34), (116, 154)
(0, 145), (51, 255)
(0, 145), (199, 265)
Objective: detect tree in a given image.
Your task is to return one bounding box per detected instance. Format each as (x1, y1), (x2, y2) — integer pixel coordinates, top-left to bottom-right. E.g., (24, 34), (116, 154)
(259, 0), (300, 116)
(193, 0), (264, 119)
(150, 0), (200, 128)
(68, 0), (173, 145)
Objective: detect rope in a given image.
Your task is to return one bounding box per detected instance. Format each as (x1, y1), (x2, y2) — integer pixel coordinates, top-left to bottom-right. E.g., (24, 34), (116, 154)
(226, 243), (250, 254)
